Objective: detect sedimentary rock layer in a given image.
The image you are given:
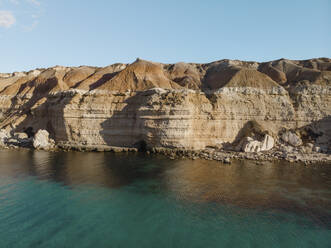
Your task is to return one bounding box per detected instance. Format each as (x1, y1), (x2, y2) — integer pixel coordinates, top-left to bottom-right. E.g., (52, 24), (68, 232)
(0, 58), (330, 151)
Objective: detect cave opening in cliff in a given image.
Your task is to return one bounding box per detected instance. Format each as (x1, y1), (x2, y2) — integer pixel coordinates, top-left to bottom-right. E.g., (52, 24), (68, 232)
(135, 140), (148, 152)
(23, 127), (35, 138)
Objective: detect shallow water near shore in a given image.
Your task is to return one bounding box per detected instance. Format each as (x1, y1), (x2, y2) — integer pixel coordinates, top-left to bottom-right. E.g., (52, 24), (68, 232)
(0, 150), (330, 248)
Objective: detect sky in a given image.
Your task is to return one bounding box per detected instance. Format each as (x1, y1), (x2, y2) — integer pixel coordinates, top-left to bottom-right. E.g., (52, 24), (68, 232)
(0, 0), (330, 72)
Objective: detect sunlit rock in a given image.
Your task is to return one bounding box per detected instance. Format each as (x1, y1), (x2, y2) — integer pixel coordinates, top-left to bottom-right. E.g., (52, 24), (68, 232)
(33, 130), (55, 150)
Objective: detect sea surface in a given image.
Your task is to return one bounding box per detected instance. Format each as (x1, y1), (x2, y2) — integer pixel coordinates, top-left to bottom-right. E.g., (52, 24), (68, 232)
(0, 150), (330, 248)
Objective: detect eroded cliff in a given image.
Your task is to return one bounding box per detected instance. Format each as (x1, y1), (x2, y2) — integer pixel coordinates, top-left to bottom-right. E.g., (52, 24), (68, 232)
(0, 58), (330, 156)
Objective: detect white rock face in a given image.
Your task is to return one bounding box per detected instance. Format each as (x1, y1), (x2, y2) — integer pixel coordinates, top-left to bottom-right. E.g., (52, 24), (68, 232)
(281, 131), (302, 147)
(242, 138), (262, 152)
(33, 130), (55, 150)
(240, 134), (275, 153)
(260, 134), (275, 151)
(0, 129), (9, 145)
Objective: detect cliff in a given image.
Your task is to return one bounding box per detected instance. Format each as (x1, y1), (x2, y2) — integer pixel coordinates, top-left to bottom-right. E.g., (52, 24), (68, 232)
(0, 58), (330, 159)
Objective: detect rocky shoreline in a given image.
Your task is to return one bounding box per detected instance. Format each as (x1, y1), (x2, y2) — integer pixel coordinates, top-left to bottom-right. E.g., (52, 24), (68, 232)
(1, 129), (330, 165)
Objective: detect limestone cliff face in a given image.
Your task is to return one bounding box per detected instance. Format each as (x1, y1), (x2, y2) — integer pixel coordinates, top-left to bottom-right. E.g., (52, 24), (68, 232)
(0, 58), (330, 150)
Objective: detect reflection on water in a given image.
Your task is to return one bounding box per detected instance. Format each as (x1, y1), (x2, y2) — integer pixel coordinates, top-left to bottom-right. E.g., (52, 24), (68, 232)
(0, 150), (330, 247)
(0, 150), (165, 187)
(1, 150), (331, 220)
(165, 159), (331, 212)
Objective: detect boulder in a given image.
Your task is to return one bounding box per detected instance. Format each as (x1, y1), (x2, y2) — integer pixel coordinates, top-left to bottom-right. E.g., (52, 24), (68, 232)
(33, 130), (55, 150)
(242, 138), (261, 153)
(260, 134), (274, 151)
(239, 134), (275, 153)
(0, 129), (9, 146)
(281, 131), (302, 147)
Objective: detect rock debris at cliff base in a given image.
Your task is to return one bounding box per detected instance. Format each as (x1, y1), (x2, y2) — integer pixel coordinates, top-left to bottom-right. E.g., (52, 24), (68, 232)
(0, 58), (330, 163)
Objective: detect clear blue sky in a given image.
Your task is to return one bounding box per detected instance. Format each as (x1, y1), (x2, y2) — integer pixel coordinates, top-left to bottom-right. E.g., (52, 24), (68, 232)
(0, 0), (330, 72)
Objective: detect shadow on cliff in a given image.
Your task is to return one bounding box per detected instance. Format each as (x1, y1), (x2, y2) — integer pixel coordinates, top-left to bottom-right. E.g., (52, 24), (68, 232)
(1, 77), (58, 128)
(6, 77), (75, 142)
(2, 69), (122, 141)
(14, 93), (74, 142)
(99, 92), (152, 151)
(298, 115), (331, 153)
(88, 72), (119, 90)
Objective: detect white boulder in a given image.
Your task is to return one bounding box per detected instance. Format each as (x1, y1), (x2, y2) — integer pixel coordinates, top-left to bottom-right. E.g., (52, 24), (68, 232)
(239, 134), (275, 153)
(242, 138), (262, 153)
(33, 130), (55, 150)
(0, 129), (9, 146)
(260, 134), (275, 151)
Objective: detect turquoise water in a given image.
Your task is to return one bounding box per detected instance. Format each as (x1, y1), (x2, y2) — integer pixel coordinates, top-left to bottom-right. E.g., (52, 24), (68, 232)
(0, 150), (330, 248)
